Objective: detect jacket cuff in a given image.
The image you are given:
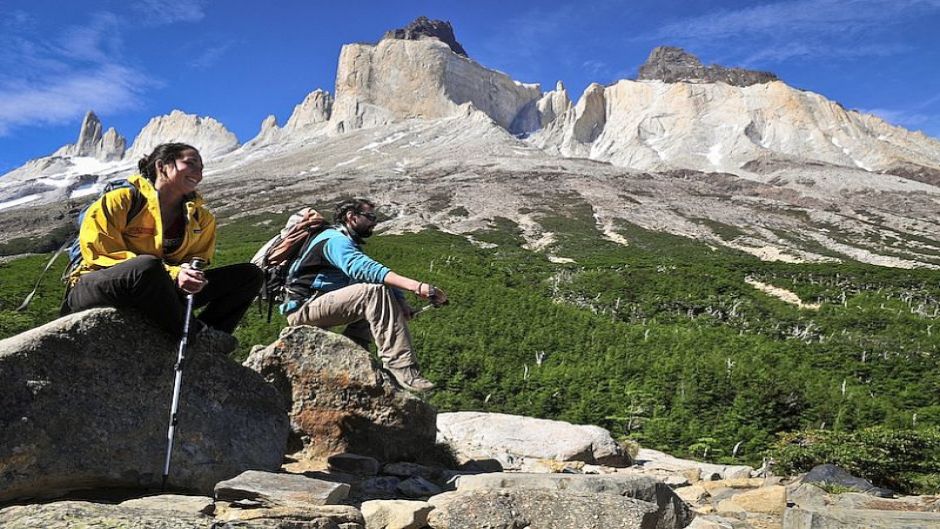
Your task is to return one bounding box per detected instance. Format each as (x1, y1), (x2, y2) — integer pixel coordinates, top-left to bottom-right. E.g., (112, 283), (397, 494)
(165, 264), (182, 280)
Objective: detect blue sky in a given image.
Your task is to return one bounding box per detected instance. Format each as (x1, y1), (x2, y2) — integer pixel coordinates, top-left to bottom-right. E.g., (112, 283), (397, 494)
(2, 0), (939, 174)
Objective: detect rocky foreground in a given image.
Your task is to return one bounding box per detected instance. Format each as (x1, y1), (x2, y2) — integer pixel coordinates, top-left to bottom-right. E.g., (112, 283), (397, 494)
(1, 309), (938, 528)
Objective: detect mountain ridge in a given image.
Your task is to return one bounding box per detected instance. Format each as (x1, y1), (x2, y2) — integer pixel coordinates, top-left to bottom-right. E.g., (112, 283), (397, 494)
(0, 17), (937, 270)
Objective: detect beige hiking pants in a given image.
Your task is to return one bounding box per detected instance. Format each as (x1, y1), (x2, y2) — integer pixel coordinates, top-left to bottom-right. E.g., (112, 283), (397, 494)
(286, 283), (417, 368)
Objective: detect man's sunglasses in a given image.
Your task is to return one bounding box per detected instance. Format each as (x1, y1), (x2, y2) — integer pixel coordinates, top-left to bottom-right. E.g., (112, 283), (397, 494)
(356, 211), (377, 222)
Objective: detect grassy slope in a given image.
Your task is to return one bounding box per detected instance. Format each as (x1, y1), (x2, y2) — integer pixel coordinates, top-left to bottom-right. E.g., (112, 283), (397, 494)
(2, 206), (938, 490)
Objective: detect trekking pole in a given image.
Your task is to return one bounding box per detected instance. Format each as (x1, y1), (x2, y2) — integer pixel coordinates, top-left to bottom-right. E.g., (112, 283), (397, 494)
(161, 257), (207, 491)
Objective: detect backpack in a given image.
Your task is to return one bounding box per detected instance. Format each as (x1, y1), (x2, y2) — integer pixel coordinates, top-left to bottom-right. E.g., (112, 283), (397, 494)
(16, 179), (145, 312)
(251, 207), (327, 321)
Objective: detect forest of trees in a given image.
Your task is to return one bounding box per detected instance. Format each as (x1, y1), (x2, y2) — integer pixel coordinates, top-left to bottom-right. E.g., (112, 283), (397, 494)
(1, 206), (937, 492)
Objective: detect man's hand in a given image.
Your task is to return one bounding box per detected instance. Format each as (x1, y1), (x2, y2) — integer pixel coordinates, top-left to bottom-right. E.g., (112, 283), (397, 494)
(177, 265), (207, 294)
(427, 285), (448, 306)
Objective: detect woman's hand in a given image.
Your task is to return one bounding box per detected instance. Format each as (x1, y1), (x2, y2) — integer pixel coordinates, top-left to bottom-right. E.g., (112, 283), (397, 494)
(177, 265), (208, 294)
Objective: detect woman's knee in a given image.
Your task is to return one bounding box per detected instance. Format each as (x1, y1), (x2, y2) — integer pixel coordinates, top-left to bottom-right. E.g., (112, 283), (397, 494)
(130, 255), (166, 276)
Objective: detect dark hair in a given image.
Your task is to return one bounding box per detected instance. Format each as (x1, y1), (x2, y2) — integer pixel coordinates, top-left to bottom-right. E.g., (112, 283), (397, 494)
(137, 142), (198, 183)
(334, 198), (375, 224)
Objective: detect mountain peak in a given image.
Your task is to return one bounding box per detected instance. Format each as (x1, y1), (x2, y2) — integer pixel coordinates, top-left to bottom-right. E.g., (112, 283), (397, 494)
(636, 46), (778, 87)
(382, 16), (468, 57)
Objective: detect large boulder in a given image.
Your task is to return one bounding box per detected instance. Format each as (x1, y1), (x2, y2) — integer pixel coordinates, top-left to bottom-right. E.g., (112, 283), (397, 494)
(244, 326), (437, 463)
(803, 464), (893, 497)
(0, 308), (288, 501)
(436, 411), (629, 469)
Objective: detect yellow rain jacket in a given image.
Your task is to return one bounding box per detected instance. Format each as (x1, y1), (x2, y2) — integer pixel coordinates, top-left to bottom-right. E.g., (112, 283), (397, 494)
(69, 174), (216, 285)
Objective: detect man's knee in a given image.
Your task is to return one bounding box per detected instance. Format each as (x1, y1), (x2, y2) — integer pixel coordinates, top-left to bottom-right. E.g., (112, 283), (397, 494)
(358, 283), (394, 299)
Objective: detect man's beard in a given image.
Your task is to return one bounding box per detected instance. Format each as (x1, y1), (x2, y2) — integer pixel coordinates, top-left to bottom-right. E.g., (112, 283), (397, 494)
(354, 224), (374, 238)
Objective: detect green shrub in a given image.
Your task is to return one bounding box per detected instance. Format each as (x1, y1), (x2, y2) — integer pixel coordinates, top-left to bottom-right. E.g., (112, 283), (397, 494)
(769, 427), (940, 494)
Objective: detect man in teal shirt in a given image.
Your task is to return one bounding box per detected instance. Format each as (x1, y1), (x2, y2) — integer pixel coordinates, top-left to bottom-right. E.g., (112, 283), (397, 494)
(283, 199), (446, 392)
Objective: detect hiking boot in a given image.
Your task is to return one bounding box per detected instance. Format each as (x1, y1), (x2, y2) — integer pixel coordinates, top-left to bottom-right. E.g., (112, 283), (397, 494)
(386, 365), (436, 392)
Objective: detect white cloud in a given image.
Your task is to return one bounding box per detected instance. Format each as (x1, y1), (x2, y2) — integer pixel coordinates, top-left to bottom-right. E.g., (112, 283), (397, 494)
(189, 41), (234, 69)
(0, 4), (202, 139)
(643, 0), (940, 65)
(56, 12), (123, 63)
(132, 0), (207, 25)
(0, 65), (144, 135)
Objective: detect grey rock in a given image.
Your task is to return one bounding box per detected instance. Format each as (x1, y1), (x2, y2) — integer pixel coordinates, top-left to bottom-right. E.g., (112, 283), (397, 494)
(783, 506), (940, 529)
(214, 470), (350, 506)
(383, 16), (468, 57)
(382, 461), (439, 480)
(437, 411), (628, 469)
(803, 464), (893, 497)
(360, 476), (402, 499)
(455, 472), (694, 529)
(244, 326), (437, 463)
(637, 46), (778, 86)
(636, 449), (753, 481)
(328, 453), (381, 476)
(428, 489), (661, 529)
(0, 308), (288, 501)
(120, 494), (215, 515)
(361, 499), (432, 529)
(396, 476), (441, 498)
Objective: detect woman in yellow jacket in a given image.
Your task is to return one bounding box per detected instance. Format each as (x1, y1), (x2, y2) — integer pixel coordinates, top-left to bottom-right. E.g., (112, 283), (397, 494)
(64, 143), (261, 338)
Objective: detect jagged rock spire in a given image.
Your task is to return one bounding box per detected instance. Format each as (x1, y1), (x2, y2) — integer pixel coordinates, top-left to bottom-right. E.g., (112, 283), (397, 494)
(637, 46), (778, 87)
(75, 111), (103, 156)
(383, 16), (468, 57)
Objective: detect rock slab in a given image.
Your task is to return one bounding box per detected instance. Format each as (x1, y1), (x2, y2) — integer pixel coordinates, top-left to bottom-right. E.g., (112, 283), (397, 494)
(0, 308), (288, 501)
(455, 472), (694, 529)
(245, 326), (437, 463)
(214, 470), (350, 506)
(428, 489), (661, 529)
(436, 411), (628, 469)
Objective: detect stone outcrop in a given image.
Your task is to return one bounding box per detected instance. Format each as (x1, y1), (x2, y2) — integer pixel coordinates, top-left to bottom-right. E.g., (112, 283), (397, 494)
(803, 464), (894, 497)
(0, 308), (288, 501)
(637, 46), (778, 87)
(243, 114), (281, 149)
(75, 110), (104, 156)
(97, 126), (127, 161)
(436, 411), (629, 469)
(126, 109), (239, 160)
(284, 89), (333, 135)
(330, 35), (541, 134)
(52, 111), (127, 161)
(244, 326), (438, 462)
(530, 74), (940, 174)
(383, 16), (468, 57)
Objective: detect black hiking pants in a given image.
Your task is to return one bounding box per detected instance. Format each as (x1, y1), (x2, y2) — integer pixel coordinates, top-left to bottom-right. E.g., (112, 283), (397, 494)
(65, 255), (262, 337)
